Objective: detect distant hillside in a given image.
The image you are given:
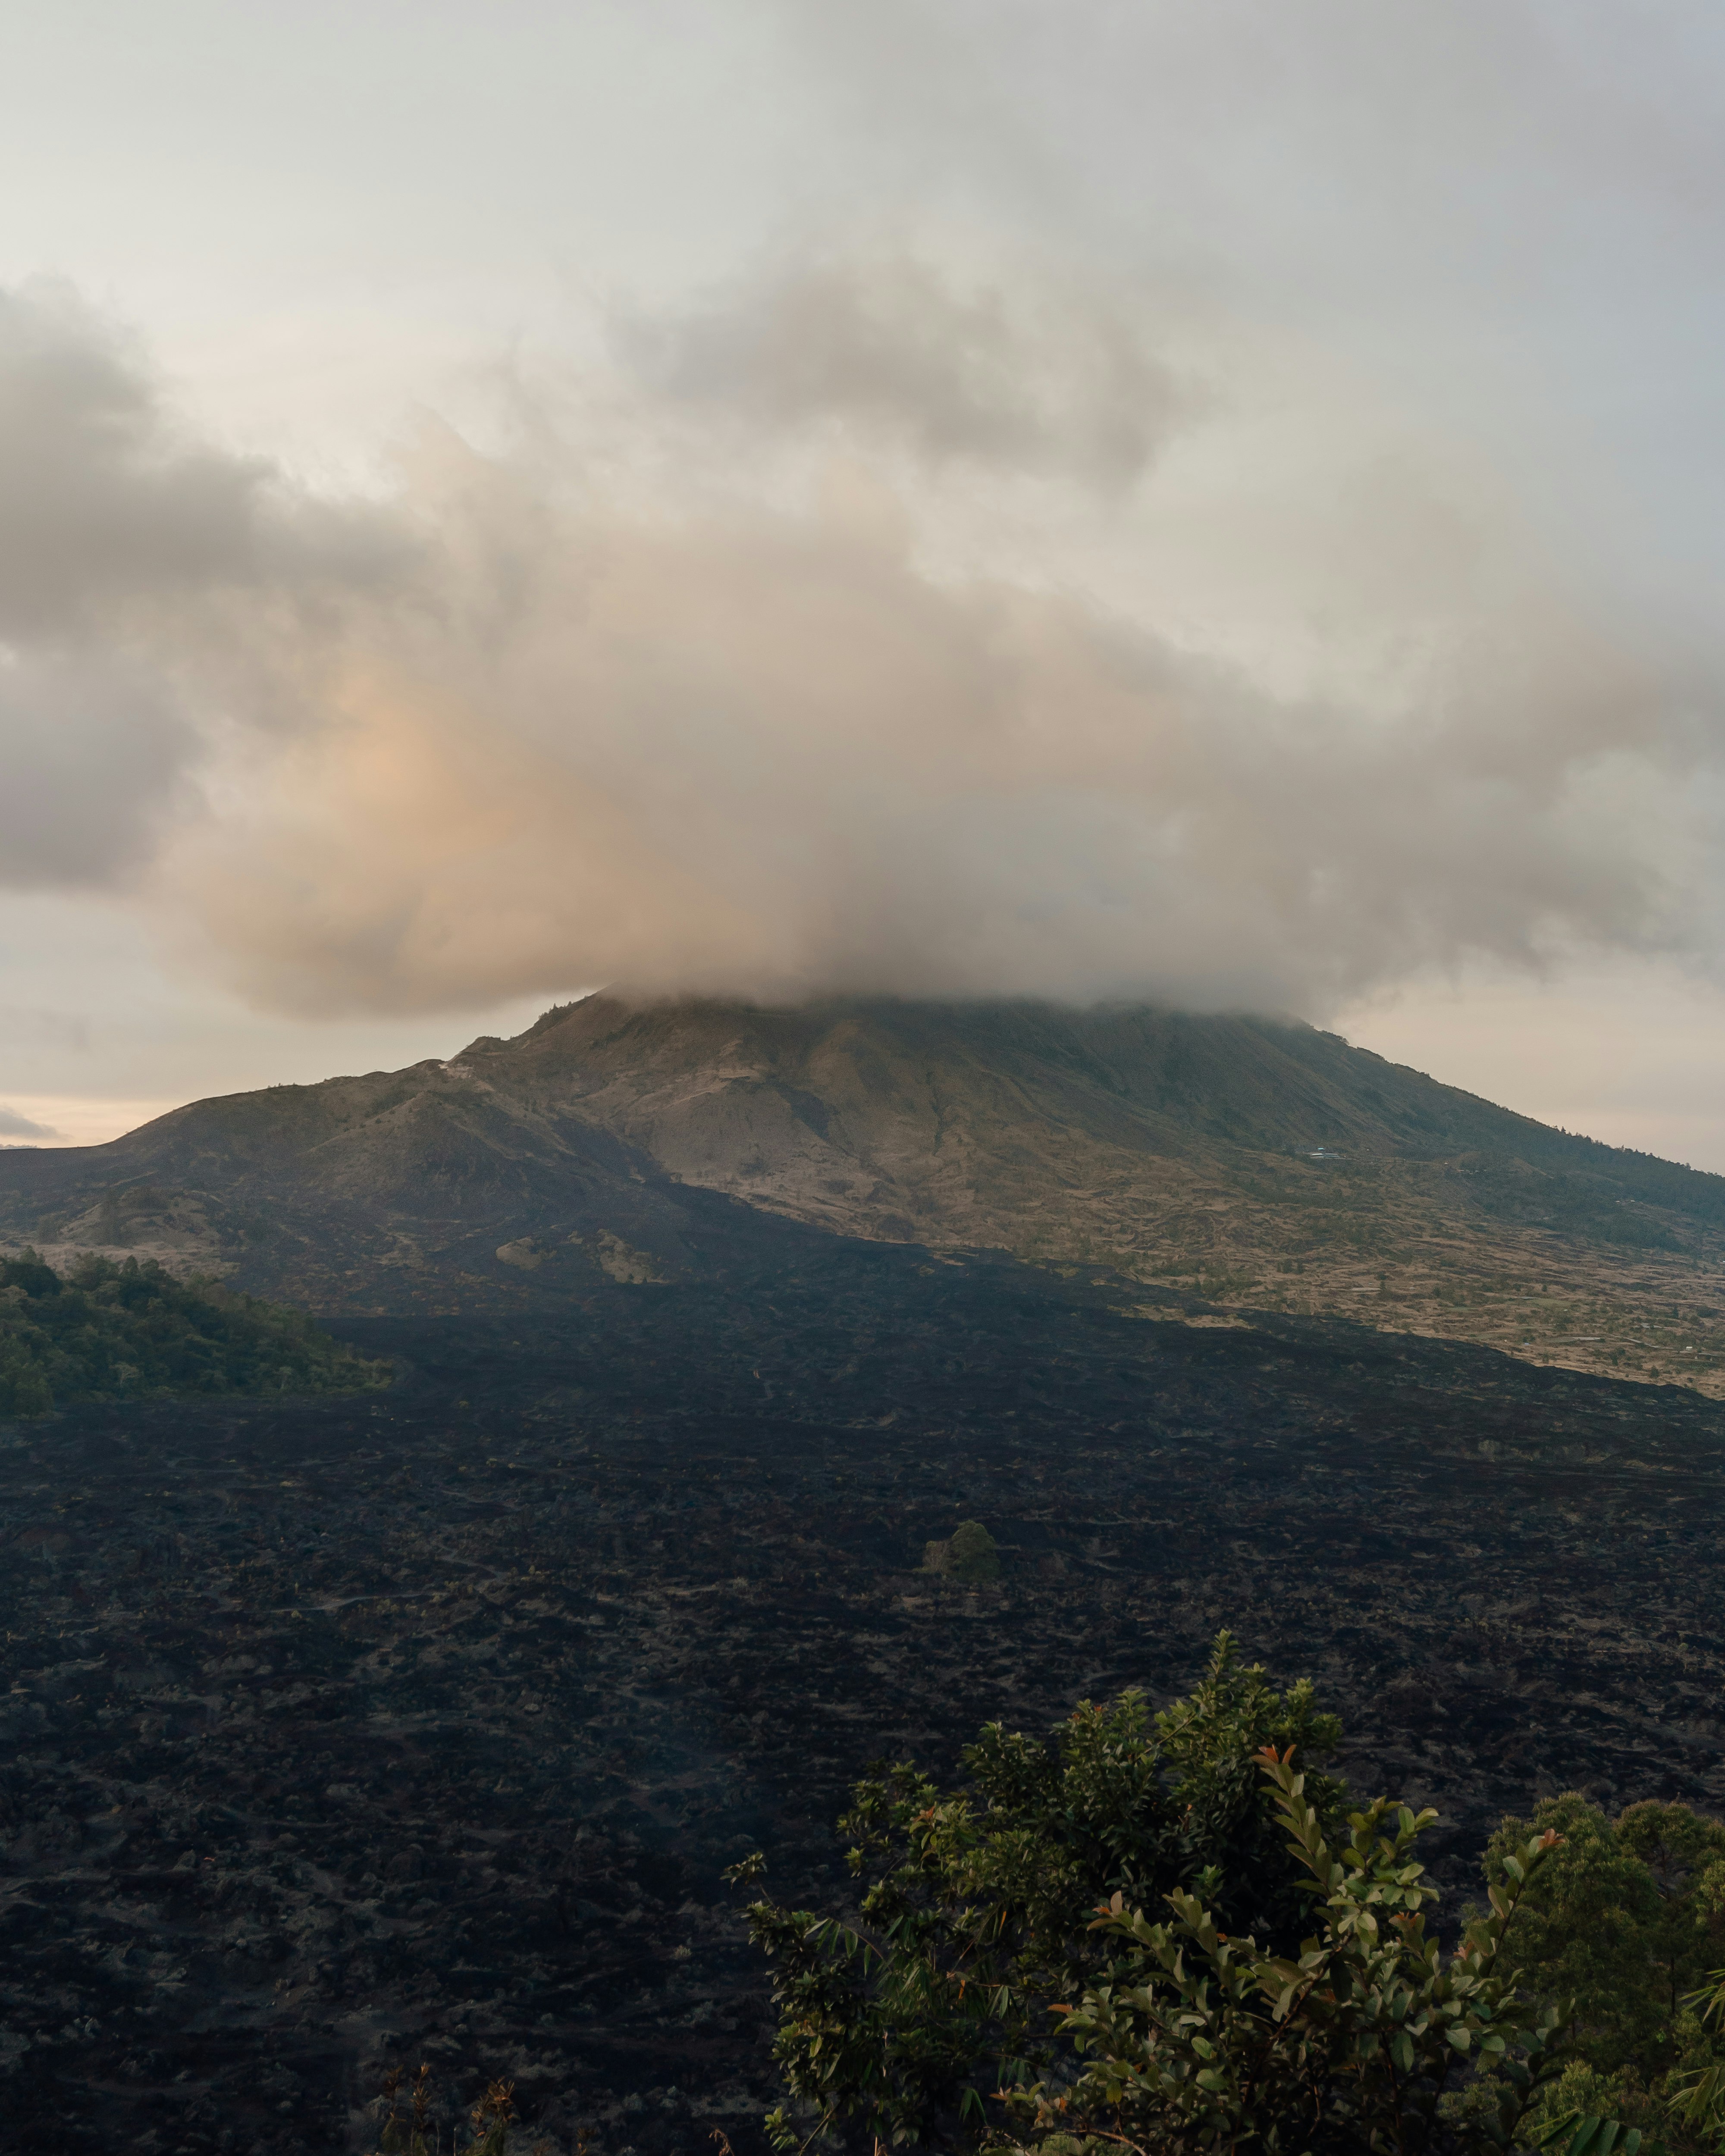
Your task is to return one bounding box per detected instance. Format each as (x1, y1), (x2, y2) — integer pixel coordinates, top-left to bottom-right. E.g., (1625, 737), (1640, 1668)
(3, 994), (1725, 1391)
(488, 995), (1725, 1244)
(0, 1251), (388, 1419)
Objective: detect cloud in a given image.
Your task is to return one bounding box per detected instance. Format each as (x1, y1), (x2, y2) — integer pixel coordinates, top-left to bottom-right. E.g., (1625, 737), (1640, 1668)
(0, 653), (195, 888)
(0, 282), (269, 638)
(623, 245), (1183, 489)
(0, 282), (398, 639)
(1, 257), (1722, 1022)
(0, 1104), (59, 1141)
(0, 282), (409, 894)
(169, 418), (1703, 1018)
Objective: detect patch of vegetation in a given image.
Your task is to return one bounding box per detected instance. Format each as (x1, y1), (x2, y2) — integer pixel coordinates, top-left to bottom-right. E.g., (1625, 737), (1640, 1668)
(983, 1759), (1569, 2156)
(1483, 1792), (1725, 2141)
(732, 1636), (1725, 2156)
(924, 1519), (1002, 1582)
(1195, 1266), (1259, 1300)
(0, 1250), (389, 1417)
(731, 1636), (1346, 2149)
(373, 2063), (531, 2155)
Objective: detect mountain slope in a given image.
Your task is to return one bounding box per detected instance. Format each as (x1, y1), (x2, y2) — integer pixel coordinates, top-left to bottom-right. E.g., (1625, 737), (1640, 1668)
(490, 994), (1722, 1239)
(0, 1047), (812, 1313)
(5, 994), (1725, 1389)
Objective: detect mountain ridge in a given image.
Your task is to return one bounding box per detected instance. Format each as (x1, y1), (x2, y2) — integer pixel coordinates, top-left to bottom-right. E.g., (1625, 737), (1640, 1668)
(5, 993), (1724, 1391)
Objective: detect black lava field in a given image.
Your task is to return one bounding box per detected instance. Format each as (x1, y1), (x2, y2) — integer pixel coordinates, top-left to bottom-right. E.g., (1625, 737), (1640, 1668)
(5, 1237), (1725, 2154)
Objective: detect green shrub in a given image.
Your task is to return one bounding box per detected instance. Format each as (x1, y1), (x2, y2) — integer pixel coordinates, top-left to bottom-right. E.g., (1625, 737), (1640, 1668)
(923, 1520), (1002, 1582)
(731, 1634), (1344, 2149)
(1482, 1793), (1725, 2143)
(988, 1750), (1570, 2156)
(948, 1520), (1001, 1582)
(0, 1249), (387, 1416)
(733, 1638), (1707, 2156)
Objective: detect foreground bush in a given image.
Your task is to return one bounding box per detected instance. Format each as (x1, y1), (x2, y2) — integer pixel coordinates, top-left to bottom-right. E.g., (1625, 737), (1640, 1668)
(988, 1750), (1568, 2156)
(1483, 1793), (1725, 2145)
(733, 1634), (1346, 2147)
(0, 1249), (388, 1416)
(735, 1637), (1702, 2155)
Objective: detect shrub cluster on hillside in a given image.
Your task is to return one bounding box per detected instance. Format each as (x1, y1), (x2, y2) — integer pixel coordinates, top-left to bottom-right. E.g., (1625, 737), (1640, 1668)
(923, 1519), (1003, 1582)
(0, 1249), (388, 1417)
(734, 1633), (1725, 2156)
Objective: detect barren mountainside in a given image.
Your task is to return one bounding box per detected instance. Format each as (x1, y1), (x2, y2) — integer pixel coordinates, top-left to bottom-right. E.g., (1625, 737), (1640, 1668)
(5, 994), (1725, 1388)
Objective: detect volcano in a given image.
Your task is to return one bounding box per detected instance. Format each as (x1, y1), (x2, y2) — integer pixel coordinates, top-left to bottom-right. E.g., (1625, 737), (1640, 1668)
(4, 994), (1724, 1387)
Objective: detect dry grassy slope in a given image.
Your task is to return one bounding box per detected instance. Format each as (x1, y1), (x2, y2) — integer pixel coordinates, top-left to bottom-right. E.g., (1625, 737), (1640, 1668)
(7, 993), (1725, 1391)
(470, 997), (1725, 1394)
(0, 1056), (724, 1310)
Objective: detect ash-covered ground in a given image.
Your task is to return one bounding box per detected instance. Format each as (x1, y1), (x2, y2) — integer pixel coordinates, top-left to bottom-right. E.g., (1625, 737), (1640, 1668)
(5, 1237), (1725, 2154)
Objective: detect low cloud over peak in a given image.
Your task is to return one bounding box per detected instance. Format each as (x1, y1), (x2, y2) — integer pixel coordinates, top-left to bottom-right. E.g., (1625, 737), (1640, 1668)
(0, 253), (1718, 1021)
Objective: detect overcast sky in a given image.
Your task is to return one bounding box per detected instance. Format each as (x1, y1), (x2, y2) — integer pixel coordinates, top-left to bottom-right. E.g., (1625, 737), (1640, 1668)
(6, 1), (1725, 1165)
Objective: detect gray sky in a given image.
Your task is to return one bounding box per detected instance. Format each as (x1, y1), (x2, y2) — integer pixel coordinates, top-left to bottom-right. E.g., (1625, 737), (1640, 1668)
(5, 1), (1725, 1164)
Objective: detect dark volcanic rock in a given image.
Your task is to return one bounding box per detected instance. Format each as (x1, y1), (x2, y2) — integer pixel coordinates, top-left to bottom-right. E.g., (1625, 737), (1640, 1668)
(3, 1239), (1725, 2152)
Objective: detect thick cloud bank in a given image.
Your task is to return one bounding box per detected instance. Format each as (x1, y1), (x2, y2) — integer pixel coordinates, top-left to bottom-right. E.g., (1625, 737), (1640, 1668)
(0, 262), (1716, 1018)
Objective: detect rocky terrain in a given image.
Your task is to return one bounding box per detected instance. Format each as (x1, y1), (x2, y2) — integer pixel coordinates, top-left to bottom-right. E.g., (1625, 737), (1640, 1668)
(6, 996), (1725, 1394)
(6, 1229), (1725, 2154)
